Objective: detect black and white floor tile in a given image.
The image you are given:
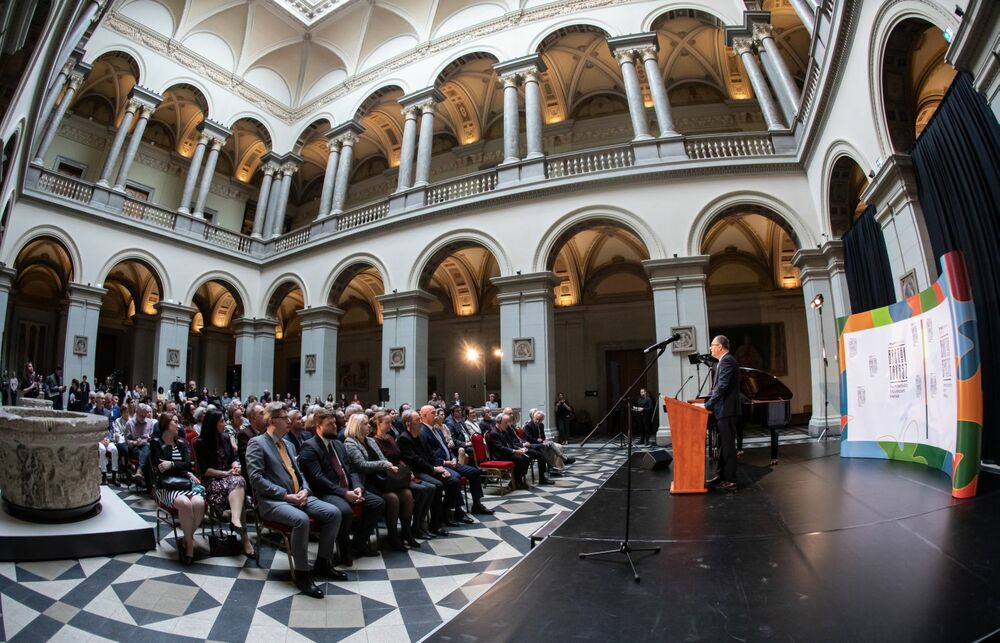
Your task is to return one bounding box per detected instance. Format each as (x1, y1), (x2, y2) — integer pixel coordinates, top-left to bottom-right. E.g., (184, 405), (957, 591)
(0, 447), (626, 643)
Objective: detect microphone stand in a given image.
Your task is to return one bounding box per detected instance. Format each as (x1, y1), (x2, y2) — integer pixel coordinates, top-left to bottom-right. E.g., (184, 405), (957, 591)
(579, 344), (665, 582)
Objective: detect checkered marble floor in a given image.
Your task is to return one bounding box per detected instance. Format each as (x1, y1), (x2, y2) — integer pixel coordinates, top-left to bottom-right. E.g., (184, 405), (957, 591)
(0, 447), (626, 643)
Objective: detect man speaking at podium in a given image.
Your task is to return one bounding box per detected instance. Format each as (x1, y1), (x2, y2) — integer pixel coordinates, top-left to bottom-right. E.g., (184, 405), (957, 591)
(705, 335), (741, 492)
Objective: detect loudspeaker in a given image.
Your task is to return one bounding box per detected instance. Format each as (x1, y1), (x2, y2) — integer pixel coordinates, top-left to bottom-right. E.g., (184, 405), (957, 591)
(378, 387), (390, 403)
(637, 449), (672, 470)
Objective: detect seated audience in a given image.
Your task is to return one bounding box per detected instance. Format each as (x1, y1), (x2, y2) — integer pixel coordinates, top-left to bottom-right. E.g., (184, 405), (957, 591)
(195, 408), (254, 556)
(398, 409), (455, 536)
(150, 413), (206, 565)
(420, 405), (493, 518)
(487, 413), (549, 489)
(373, 410), (436, 540)
(523, 410), (575, 473)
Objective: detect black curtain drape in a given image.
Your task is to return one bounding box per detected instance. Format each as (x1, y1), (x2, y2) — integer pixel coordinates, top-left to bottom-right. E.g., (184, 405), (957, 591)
(911, 71), (1000, 463)
(843, 204), (896, 312)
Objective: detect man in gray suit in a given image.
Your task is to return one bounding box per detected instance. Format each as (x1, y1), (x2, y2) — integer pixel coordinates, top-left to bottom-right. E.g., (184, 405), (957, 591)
(246, 402), (347, 598)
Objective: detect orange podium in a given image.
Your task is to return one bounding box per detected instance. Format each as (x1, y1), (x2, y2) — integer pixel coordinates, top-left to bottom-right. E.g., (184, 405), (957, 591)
(664, 396), (709, 494)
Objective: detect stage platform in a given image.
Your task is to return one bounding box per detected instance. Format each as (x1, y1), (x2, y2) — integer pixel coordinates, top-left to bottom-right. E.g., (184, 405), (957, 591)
(427, 441), (1000, 642)
(0, 487), (156, 561)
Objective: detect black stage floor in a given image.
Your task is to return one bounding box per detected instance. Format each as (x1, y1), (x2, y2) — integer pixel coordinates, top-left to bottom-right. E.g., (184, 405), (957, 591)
(428, 442), (1000, 642)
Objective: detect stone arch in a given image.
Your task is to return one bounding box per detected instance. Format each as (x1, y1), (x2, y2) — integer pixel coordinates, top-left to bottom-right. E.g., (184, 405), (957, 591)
(5, 225), (82, 282)
(262, 273), (309, 318)
(408, 229), (512, 292)
(95, 249), (172, 302)
(323, 253), (393, 304)
(533, 205), (664, 274)
(154, 76), (216, 118)
(819, 141), (872, 239)
(83, 44), (147, 82)
(347, 81), (411, 122)
(527, 18), (616, 55)
(429, 46), (506, 86)
(867, 0), (958, 157)
(688, 192), (817, 256)
(641, 3), (739, 31)
(184, 271), (251, 317)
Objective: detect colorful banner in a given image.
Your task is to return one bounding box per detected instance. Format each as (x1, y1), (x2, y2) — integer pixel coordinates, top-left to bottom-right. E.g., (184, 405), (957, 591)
(838, 251), (982, 498)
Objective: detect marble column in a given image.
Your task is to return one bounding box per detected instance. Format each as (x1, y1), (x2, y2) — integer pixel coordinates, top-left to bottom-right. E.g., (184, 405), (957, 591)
(793, 243), (849, 437)
(613, 49), (653, 141)
(414, 99), (440, 187)
(299, 306), (344, 402)
(522, 67), (545, 159)
(35, 52), (78, 143)
(61, 284), (107, 383)
(270, 156), (300, 238)
(491, 273), (559, 419)
(753, 23), (802, 125)
(394, 105), (419, 191)
(153, 302), (195, 392)
(639, 46), (678, 137)
(317, 139), (341, 218)
(733, 38), (785, 130)
(192, 135), (226, 219)
(96, 100), (138, 187)
(788, 0), (816, 36)
(111, 87), (163, 191)
(200, 327), (233, 393)
(499, 73), (521, 164)
(251, 157), (278, 238)
(129, 313), (157, 388)
(642, 257), (710, 445)
(860, 154), (937, 297)
(234, 317), (276, 398)
(329, 120), (364, 215)
(33, 62), (89, 165)
(0, 267), (16, 371)
(177, 134), (208, 215)
(378, 291), (434, 408)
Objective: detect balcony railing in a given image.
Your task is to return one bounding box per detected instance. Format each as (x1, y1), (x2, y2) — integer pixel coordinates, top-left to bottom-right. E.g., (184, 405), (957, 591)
(204, 223), (253, 253)
(274, 225), (311, 252)
(426, 169), (498, 205)
(36, 172), (93, 203)
(122, 198), (176, 229)
(338, 200), (389, 231)
(684, 133), (775, 159)
(546, 144), (634, 178)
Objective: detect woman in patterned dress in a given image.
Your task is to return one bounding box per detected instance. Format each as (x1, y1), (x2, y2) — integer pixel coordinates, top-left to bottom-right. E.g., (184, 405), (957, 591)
(194, 408), (254, 556)
(150, 412), (206, 565)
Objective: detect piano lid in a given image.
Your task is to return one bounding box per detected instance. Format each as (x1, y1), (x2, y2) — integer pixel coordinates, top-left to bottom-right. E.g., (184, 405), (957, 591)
(739, 367), (793, 402)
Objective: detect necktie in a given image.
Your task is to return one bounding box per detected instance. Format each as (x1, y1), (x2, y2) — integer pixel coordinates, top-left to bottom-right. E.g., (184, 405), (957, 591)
(327, 441), (350, 489)
(434, 427), (449, 452)
(276, 439), (300, 493)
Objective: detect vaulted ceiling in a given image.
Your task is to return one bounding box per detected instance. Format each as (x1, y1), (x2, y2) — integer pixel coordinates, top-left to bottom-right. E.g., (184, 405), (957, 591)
(702, 213), (799, 294)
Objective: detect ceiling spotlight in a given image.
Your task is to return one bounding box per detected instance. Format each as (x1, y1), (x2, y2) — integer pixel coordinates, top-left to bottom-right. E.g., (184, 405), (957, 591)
(810, 293), (825, 310)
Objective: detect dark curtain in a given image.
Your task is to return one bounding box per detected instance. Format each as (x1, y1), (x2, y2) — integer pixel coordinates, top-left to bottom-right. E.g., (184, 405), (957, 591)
(843, 204), (896, 312)
(911, 71), (1000, 463)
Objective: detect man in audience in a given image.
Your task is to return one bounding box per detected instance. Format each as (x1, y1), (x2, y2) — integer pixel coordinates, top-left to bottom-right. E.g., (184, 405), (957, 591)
(398, 410), (453, 536)
(420, 405), (493, 518)
(392, 404), (410, 435)
(238, 402), (266, 484)
(500, 410), (551, 485)
(299, 410), (384, 563)
(283, 409), (312, 452)
(485, 393), (500, 410)
(46, 366), (66, 410)
(124, 403), (156, 489)
(486, 413), (536, 490)
(523, 410), (575, 473)
(246, 402), (346, 598)
(444, 406), (471, 457)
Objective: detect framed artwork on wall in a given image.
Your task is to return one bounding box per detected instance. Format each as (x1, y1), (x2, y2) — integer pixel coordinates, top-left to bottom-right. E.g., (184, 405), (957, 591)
(512, 338), (534, 362)
(389, 347), (405, 369)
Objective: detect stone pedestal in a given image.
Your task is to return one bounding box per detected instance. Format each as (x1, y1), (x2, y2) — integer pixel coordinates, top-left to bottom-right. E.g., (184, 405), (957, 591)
(0, 407), (108, 523)
(14, 398), (53, 409)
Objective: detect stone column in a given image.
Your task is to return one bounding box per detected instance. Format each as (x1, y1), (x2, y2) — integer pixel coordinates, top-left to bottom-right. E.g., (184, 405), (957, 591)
(234, 318), (276, 398)
(270, 155), (301, 238)
(639, 46), (678, 137)
(329, 120), (364, 215)
(499, 72), (521, 164)
(317, 139), (341, 218)
(860, 154), (937, 297)
(177, 134), (208, 215)
(200, 327), (233, 393)
(192, 122), (231, 219)
(299, 306), (344, 402)
(394, 105), (419, 191)
(95, 99), (138, 187)
(61, 284), (107, 384)
(523, 67), (545, 159)
(112, 87), (162, 191)
(753, 23), (802, 125)
(129, 313), (157, 389)
(642, 257), (710, 445)
(734, 38), (785, 130)
(793, 244), (849, 437)
(612, 49), (653, 141)
(251, 157), (278, 238)
(491, 273), (559, 419)
(378, 291), (434, 408)
(788, 0), (816, 36)
(33, 62), (90, 165)
(0, 267), (16, 369)
(35, 51), (79, 145)
(414, 98), (441, 187)
(153, 302), (195, 392)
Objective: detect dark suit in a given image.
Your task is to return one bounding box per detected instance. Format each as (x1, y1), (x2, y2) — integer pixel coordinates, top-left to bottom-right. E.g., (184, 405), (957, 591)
(705, 353), (741, 482)
(485, 426), (532, 483)
(46, 373), (65, 410)
(634, 394), (654, 443)
(246, 433), (341, 571)
(298, 435), (384, 557)
(398, 429), (458, 528)
(421, 424), (483, 505)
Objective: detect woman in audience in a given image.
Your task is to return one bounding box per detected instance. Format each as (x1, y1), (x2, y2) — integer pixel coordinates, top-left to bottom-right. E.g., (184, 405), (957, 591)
(150, 412), (206, 565)
(373, 411), (435, 540)
(194, 408), (254, 556)
(180, 402), (199, 444)
(343, 412), (417, 551)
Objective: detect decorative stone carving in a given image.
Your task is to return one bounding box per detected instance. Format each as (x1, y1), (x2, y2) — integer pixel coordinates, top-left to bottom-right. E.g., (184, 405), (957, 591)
(57, 122), (107, 150)
(0, 407), (108, 522)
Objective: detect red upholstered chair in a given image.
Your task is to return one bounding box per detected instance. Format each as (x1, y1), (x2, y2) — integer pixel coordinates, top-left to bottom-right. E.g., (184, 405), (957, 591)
(471, 433), (513, 496)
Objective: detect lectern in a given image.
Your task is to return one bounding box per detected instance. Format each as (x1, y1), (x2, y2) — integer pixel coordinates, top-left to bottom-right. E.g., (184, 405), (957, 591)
(663, 396), (709, 494)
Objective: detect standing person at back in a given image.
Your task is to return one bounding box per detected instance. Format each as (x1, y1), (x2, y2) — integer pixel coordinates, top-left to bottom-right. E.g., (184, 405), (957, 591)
(704, 335), (741, 492)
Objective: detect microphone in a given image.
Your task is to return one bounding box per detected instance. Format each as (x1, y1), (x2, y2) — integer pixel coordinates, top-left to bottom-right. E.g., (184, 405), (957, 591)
(674, 375), (694, 399)
(643, 332), (682, 354)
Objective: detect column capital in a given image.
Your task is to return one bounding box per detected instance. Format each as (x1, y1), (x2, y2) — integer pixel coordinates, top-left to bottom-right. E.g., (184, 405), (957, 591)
(67, 283), (108, 305)
(400, 104), (420, 120)
(637, 46), (659, 63)
(607, 32), (659, 59)
(642, 256), (710, 287)
(69, 61), (92, 85)
(751, 22), (774, 43)
(791, 248), (831, 281)
(128, 85), (164, 111)
(197, 118), (232, 143)
(377, 290), (434, 315)
(732, 38), (756, 56)
(497, 72), (520, 88)
(298, 305), (345, 328)
(233, 316), (278, 337)
(491, 272), (560, 301)
(261, 156), (281, 175)
(493, 53), (547, 80)
(154, 301), (197, 322)
(199, 326), (233, 340)
(277, 153), (302, 175)
(0, 267), (17, 292)
(326, 137), (343, 153)
(613, 49), (638, 66)
(327, 120), (365, 145)
(859, 153), (919, 216)
(399, 86), (446, 110)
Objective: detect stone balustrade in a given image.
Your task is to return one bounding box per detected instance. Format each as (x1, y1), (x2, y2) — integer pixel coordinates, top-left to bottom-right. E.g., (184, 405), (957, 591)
(426, 170), (498, 205)
(337, 201), (390, 231)
(545, 145), (635, 178)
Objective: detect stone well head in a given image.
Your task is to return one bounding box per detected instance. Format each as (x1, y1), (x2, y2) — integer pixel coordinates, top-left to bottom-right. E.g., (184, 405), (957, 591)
(0, 407), (108, 522)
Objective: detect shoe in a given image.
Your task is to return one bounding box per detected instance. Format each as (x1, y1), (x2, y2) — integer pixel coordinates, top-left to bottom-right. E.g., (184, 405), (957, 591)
(549, 470), (563, 477)
(470, 503), (494, 515)
(564, 457), (576, 465)
(537, 477), (553, 485)
(718, 481), (738, 492)
(443, 518), (461, 527)
(412, 529), (433, 540)
(456, 514), (474, 525)
(431, 527), (449, 537)
(314, 559), (348, 581)
(109, 472), (121, 487)
(339, 552), (353, 567)
(405, 536), (422, 548)
(706, 475), (722, 486)
(294, 574), (324, 598)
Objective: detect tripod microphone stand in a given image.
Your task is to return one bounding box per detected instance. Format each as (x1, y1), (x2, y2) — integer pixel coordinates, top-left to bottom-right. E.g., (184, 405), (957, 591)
(579, 344), (666, 581)
(812, 294), (831, 442)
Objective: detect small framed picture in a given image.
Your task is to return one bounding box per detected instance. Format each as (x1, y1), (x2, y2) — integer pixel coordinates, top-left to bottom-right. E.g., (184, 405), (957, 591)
(166, 349), (180, 367)
(671, 326), (696, 353)
(304, 354), (317, 374)
(389, 347), (405, 369)
(900, 269), (919, 299)
(512, 337), (534, 362)
(73, 335), (88, 356)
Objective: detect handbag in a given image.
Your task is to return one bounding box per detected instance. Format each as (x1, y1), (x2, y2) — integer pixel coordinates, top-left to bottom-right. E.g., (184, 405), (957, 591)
(376, 462), (411, 492)
(208, 532), (241, 556)
(160, 475), (193, 491)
